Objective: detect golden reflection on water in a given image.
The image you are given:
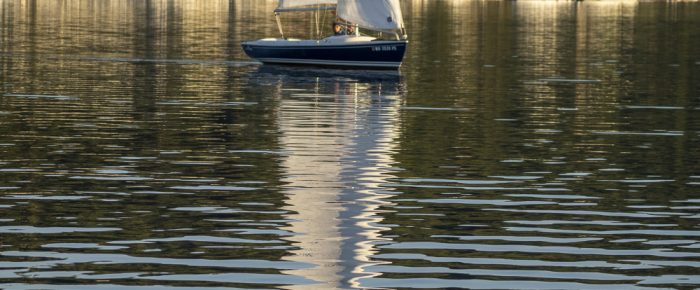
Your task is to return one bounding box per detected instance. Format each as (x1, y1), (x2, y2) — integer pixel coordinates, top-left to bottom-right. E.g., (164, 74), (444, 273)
(1, 0), (700, 289)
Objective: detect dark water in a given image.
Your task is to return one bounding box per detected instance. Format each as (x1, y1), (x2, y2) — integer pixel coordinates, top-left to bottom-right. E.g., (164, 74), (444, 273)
(1, 0), (700, 289)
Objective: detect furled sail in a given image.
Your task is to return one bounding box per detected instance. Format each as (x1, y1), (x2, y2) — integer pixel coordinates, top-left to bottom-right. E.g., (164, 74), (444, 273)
(336, 0), (404, 32)
(276, 0), (337, 12)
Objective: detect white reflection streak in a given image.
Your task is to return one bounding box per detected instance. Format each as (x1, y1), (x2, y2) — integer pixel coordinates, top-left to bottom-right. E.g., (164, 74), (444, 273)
(276, 76), (400, 289)
(278, 83), (345, 289)
(347, 104), (400, 288)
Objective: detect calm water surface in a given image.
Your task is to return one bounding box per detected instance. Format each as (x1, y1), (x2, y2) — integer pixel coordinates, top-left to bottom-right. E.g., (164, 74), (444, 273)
(1, 0), (700, 289)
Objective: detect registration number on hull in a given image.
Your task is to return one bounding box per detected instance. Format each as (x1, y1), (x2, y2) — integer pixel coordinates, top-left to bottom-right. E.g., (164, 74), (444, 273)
(371, 45), (398, 52)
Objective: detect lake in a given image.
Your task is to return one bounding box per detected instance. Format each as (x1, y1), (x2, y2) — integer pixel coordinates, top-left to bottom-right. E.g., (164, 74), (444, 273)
(1, 0), (700, 289)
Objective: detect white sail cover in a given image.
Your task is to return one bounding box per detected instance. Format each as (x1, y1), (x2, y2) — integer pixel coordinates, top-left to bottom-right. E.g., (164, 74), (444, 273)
(277, 0), (337, 11)
(337, 0), (404, 31)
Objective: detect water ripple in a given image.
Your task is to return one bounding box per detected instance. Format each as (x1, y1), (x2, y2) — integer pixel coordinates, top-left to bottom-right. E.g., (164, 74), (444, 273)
(374, 253), (658, 270)
(1, 251), (311, 270)
(140, 272), (318, 285)
(505, 227), (700, 237)
(109, 235), (281, 245)
(382, 242), (700, 258)
(0, 226), (120, 234)
(0, 284), (251, 290)
(360, 278), (668, 290)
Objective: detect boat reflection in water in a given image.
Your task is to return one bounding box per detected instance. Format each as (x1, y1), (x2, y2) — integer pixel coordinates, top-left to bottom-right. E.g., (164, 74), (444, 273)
(245, 66), (403, 289)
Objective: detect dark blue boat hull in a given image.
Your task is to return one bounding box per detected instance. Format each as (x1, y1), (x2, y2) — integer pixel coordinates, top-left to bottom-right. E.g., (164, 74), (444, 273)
(241, 40), (407, 69)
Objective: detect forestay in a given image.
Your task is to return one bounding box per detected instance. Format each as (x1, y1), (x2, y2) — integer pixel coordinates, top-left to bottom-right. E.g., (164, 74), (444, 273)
(336, 0), (404, 32)
(276, 0), (337, 12)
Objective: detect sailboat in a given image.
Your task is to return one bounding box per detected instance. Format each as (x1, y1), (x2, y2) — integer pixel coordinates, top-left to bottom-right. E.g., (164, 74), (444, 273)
(241, 0), (408, 69)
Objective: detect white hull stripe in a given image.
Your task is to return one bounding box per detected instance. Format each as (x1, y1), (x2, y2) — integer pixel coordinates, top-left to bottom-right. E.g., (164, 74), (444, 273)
(255, 57), (402, 68)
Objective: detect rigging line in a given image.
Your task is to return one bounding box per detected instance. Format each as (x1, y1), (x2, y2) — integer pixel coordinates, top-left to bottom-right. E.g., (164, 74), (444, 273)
(315, 9), (320, 38)
(320, 0), (326, 36)
(309, 10), (313, 38)
(320, 5), (329, 36)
